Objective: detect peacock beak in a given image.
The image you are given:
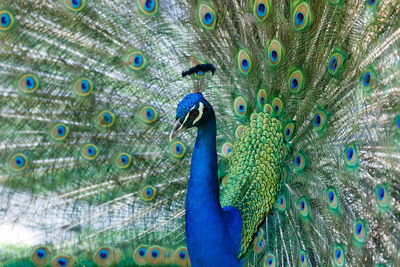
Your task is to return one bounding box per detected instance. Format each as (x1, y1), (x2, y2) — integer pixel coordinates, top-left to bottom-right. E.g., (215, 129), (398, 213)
(169, 120), (186, 141)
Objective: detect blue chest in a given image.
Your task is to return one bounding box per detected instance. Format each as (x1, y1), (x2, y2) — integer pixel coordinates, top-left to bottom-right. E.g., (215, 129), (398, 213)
(184, 116), (243, 267)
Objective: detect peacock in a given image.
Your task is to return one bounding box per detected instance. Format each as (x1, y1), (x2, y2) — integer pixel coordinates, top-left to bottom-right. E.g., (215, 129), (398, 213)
(0, 0), (399, 266)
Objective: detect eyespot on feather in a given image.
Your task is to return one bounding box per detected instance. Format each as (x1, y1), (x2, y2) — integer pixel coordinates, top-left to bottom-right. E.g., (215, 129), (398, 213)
(73, 78), (93, 96)
(366, 0), (380, 9)
(165, 249), (174, 264)
(298, 197), (310, 218)
(281, 165), (290, 182)
(115, 153), (132, 169)
(312, 109), (328, 133)
(328, 49), (346, 76)
(51, 255), (73, 267)
(254, 228), (264, 242)
(253, 238), (265, 253)
(9, 153), (28, 172)
(257, 89), (267, 107)
(253, 0), (271, 22)
(81, 144), (98, 160)
(221, 142), (233, 157)
(234, 96), (247, 116)
(174, 247), (190, 267)
(51, 123), (69, 141)
(264, 104), (273, 115)
(332, 244), (345, 267)
(0, 10), (14, 31)
(169, 141), (186, 159)
(145, 246), (165, 265)
(124, 50), (146, 71)
(221, 175), (229, 187)
(93, 247), (116, 266)
(267, 39), (284, 66)
(264, 253), (276, 267)
(32, 246), (50, 266)
(133, 245), (148, 265)
(139, 106), (158, 124)
(198, 2), (217, 30)
(292, 3), (312, 31)
(376, 184), (390, 210)
(353, 220), (367, 244)
(237, 49), (252, 74)
(18, 74), (39, 94)
(283, 122), (294, 141)
(327, 187), (339, 211)
(138, 0), (159, 16)
(282, 144), (288, 159)
(235, 125), (245, 138)
(62, 0), (86, 12)
(298, 250), (308, 267)
(288, 69), (304, 94)
(272, 97), (283, 116)
(344, 144), (358, 168)
(360, 67), (377, 93)
(276, 193), (287, 211)
(141, 185), (156, 201)
(97, 111), (115, 128)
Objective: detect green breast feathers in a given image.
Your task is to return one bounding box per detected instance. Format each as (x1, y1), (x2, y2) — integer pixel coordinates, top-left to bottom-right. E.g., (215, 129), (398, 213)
(220, 111), (284, 257)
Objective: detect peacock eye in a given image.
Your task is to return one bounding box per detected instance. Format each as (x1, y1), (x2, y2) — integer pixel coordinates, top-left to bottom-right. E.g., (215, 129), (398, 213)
(189, 110), (199, 119)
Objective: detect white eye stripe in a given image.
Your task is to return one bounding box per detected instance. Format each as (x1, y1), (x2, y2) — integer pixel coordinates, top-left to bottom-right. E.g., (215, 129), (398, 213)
(193, 102), (204, 125)
(181, 112), (190, 126)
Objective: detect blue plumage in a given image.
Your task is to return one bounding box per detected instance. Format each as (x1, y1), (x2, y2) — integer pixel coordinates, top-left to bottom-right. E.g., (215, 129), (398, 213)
(173, 93), (243, 266)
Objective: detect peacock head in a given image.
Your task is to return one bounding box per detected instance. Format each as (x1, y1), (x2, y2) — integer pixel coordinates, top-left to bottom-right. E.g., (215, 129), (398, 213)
(170, 93), (213, 141)
(169, 63), (216, 141)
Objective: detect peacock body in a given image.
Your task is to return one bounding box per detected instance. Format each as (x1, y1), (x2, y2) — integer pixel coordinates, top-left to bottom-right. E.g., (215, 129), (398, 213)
(0, 0), (399, 266)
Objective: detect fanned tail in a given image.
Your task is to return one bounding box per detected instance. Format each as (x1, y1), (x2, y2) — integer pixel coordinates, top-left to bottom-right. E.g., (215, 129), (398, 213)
(0, 0), (399, 266)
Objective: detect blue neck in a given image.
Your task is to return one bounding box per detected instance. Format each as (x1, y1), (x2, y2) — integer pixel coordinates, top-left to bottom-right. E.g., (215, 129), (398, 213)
(185, 111), (243, 266)
(187, 113), (220, 215)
